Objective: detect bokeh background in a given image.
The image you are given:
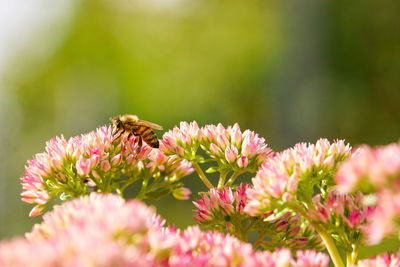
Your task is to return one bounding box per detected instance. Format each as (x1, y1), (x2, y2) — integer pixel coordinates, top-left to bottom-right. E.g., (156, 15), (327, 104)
(1, 0), (399, 260)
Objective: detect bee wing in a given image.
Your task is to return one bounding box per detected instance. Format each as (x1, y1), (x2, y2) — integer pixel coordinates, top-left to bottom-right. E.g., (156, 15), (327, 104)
(138, 120), (163, 130)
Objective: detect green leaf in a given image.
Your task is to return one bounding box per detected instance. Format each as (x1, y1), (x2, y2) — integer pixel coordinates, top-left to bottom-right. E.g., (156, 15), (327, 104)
(206, 166), (219, 173)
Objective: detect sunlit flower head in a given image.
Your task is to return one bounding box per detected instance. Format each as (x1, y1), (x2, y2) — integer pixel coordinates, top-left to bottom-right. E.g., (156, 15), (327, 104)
(193, 183), (251, 224)
(194, 184), (321, 250)
(335, 143), (400, 193)
(307, 191), (374, 250)
(160, 121), (202, 159)
(26, 193), (162, 242)
(21, 125), (193, 217)
(1, 193), (330, 267)
(364, 188), (400, 245)
(245, 139), (351, 216)
(308, 191), (373, 229)
(2, 193), (163, 267)
(293, 250), (329, 267)
(160, 121), (273, 173)
(201, 123), (273, 171)
(355, 250), (400, 267)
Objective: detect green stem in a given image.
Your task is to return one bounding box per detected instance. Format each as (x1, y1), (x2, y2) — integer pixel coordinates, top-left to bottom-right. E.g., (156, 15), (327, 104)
(288, 203), (345, 267)
(253, 232), (265, 249)
(346, 240), (360, 267)
(103, 175), (112, 193)
(225, 170), (242, 187)
(136, 177), (150, 200)
(192, 162), (214, 189)
(217, 171), (228, 189)
(120, 176), (139, 193)
(88, 173), (101, 192)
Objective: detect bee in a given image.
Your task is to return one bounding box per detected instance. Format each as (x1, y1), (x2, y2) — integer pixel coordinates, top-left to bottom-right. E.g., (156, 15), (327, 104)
(110, 114), (163, 151)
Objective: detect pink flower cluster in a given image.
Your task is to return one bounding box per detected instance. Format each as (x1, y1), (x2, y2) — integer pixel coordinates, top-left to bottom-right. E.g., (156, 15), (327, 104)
(308, 191), (373, 230)
(161, 121), (273, 171)
(193, 183), (250, 224)
(245, 139), (351, 216)
(0, 193), (330, 267)
(364, 187), (400, 245)
(201, 123), (273, 170)
(161, 121), (202, 159)
(307, 191), (374, 250)
(335, 143), (400, 193)
(21, 125), (193, 217)
(354, 250), (400, 267)
(335, 143), (400, 244)
(1, 193), (163, 266)
(193, 184), (321, 249)
(294, 250), (330, 267)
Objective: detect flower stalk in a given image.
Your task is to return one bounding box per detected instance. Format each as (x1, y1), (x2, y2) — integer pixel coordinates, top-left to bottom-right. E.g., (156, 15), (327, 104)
(192, 162), (214, 189)
(289, 203), (345, 267)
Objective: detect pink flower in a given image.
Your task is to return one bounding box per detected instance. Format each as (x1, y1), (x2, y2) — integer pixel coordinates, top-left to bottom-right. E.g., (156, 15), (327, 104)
(21, 125), (193, 216)
(160, 121), (202, 159)
(193, 184), (318, 249)
(333, 143), (400, 244)
(355, 250), (400, 267)
(293, 250), (329, 267)
(1, 193), (330, 267)
(310, 192), (372, 228)
(161, 121), (273, 172)
(201, 123), (273, 170)
(225, 146), (238, 164)
(335, 143), (400, 193)
(237, 155), (249, 168)
(193, 186), (242, 224)
(26, 193), (161, 242)
(245, 139), (351, 216)
(172, 187), (192, 200)
(1, 194), (163, 267)
(364, 188), (400, 244)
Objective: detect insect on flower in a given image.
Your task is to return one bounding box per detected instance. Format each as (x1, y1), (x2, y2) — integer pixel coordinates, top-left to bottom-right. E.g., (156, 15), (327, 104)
(110, 114), (163, 152)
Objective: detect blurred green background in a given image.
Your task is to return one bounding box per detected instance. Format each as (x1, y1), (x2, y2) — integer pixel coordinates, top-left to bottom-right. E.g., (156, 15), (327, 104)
(1, 0), (399, 260)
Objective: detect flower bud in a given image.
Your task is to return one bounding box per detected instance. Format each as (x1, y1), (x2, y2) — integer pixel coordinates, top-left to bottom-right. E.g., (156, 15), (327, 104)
(210, 143), (224, 157)
(76, 156), (91, 176)
(111, 154), (122, 166)
(101, 160), (111, 172)
(237, 156), (248, 168)
(172, 187), (191, 200)
(225, 146), (238, 164)
(29, 205), (46, 218)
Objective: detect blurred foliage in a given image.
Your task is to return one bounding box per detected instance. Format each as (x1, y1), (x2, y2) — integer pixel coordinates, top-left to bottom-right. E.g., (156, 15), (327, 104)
(1, 0), (400, 261)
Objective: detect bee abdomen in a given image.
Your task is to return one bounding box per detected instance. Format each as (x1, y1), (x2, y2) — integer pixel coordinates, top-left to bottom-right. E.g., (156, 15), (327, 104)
(142, 130), (159, 148)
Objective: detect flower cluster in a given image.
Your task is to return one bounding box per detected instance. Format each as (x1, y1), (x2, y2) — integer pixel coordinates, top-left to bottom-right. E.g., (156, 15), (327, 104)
(294, 250), (330, 267)
(193, 183), (250, 225)
(335, 143), (400, 193)
(15, 119), (400, 267)
(335, 143), (400, 244)
(308, 191), (374, 250)
(194, 184), (322, 250)
(355, 250), (400, 267)
(1, 193), (163, 266)
(200, 123), (273, 171)
(245, 139), (351, 216)
(21, 125), (193, 217)
(161, 122), (273, 188)
(0, 193), (330, 267)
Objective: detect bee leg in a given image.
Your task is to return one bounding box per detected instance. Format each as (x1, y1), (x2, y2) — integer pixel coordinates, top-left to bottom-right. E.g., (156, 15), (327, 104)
(112, 130), (124, 141)
(127, 132), (133, 141)
(136, 136), (142, 154)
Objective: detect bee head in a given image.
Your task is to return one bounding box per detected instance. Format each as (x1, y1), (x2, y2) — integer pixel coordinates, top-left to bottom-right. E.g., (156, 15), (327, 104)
(110, 116), (123, 130)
